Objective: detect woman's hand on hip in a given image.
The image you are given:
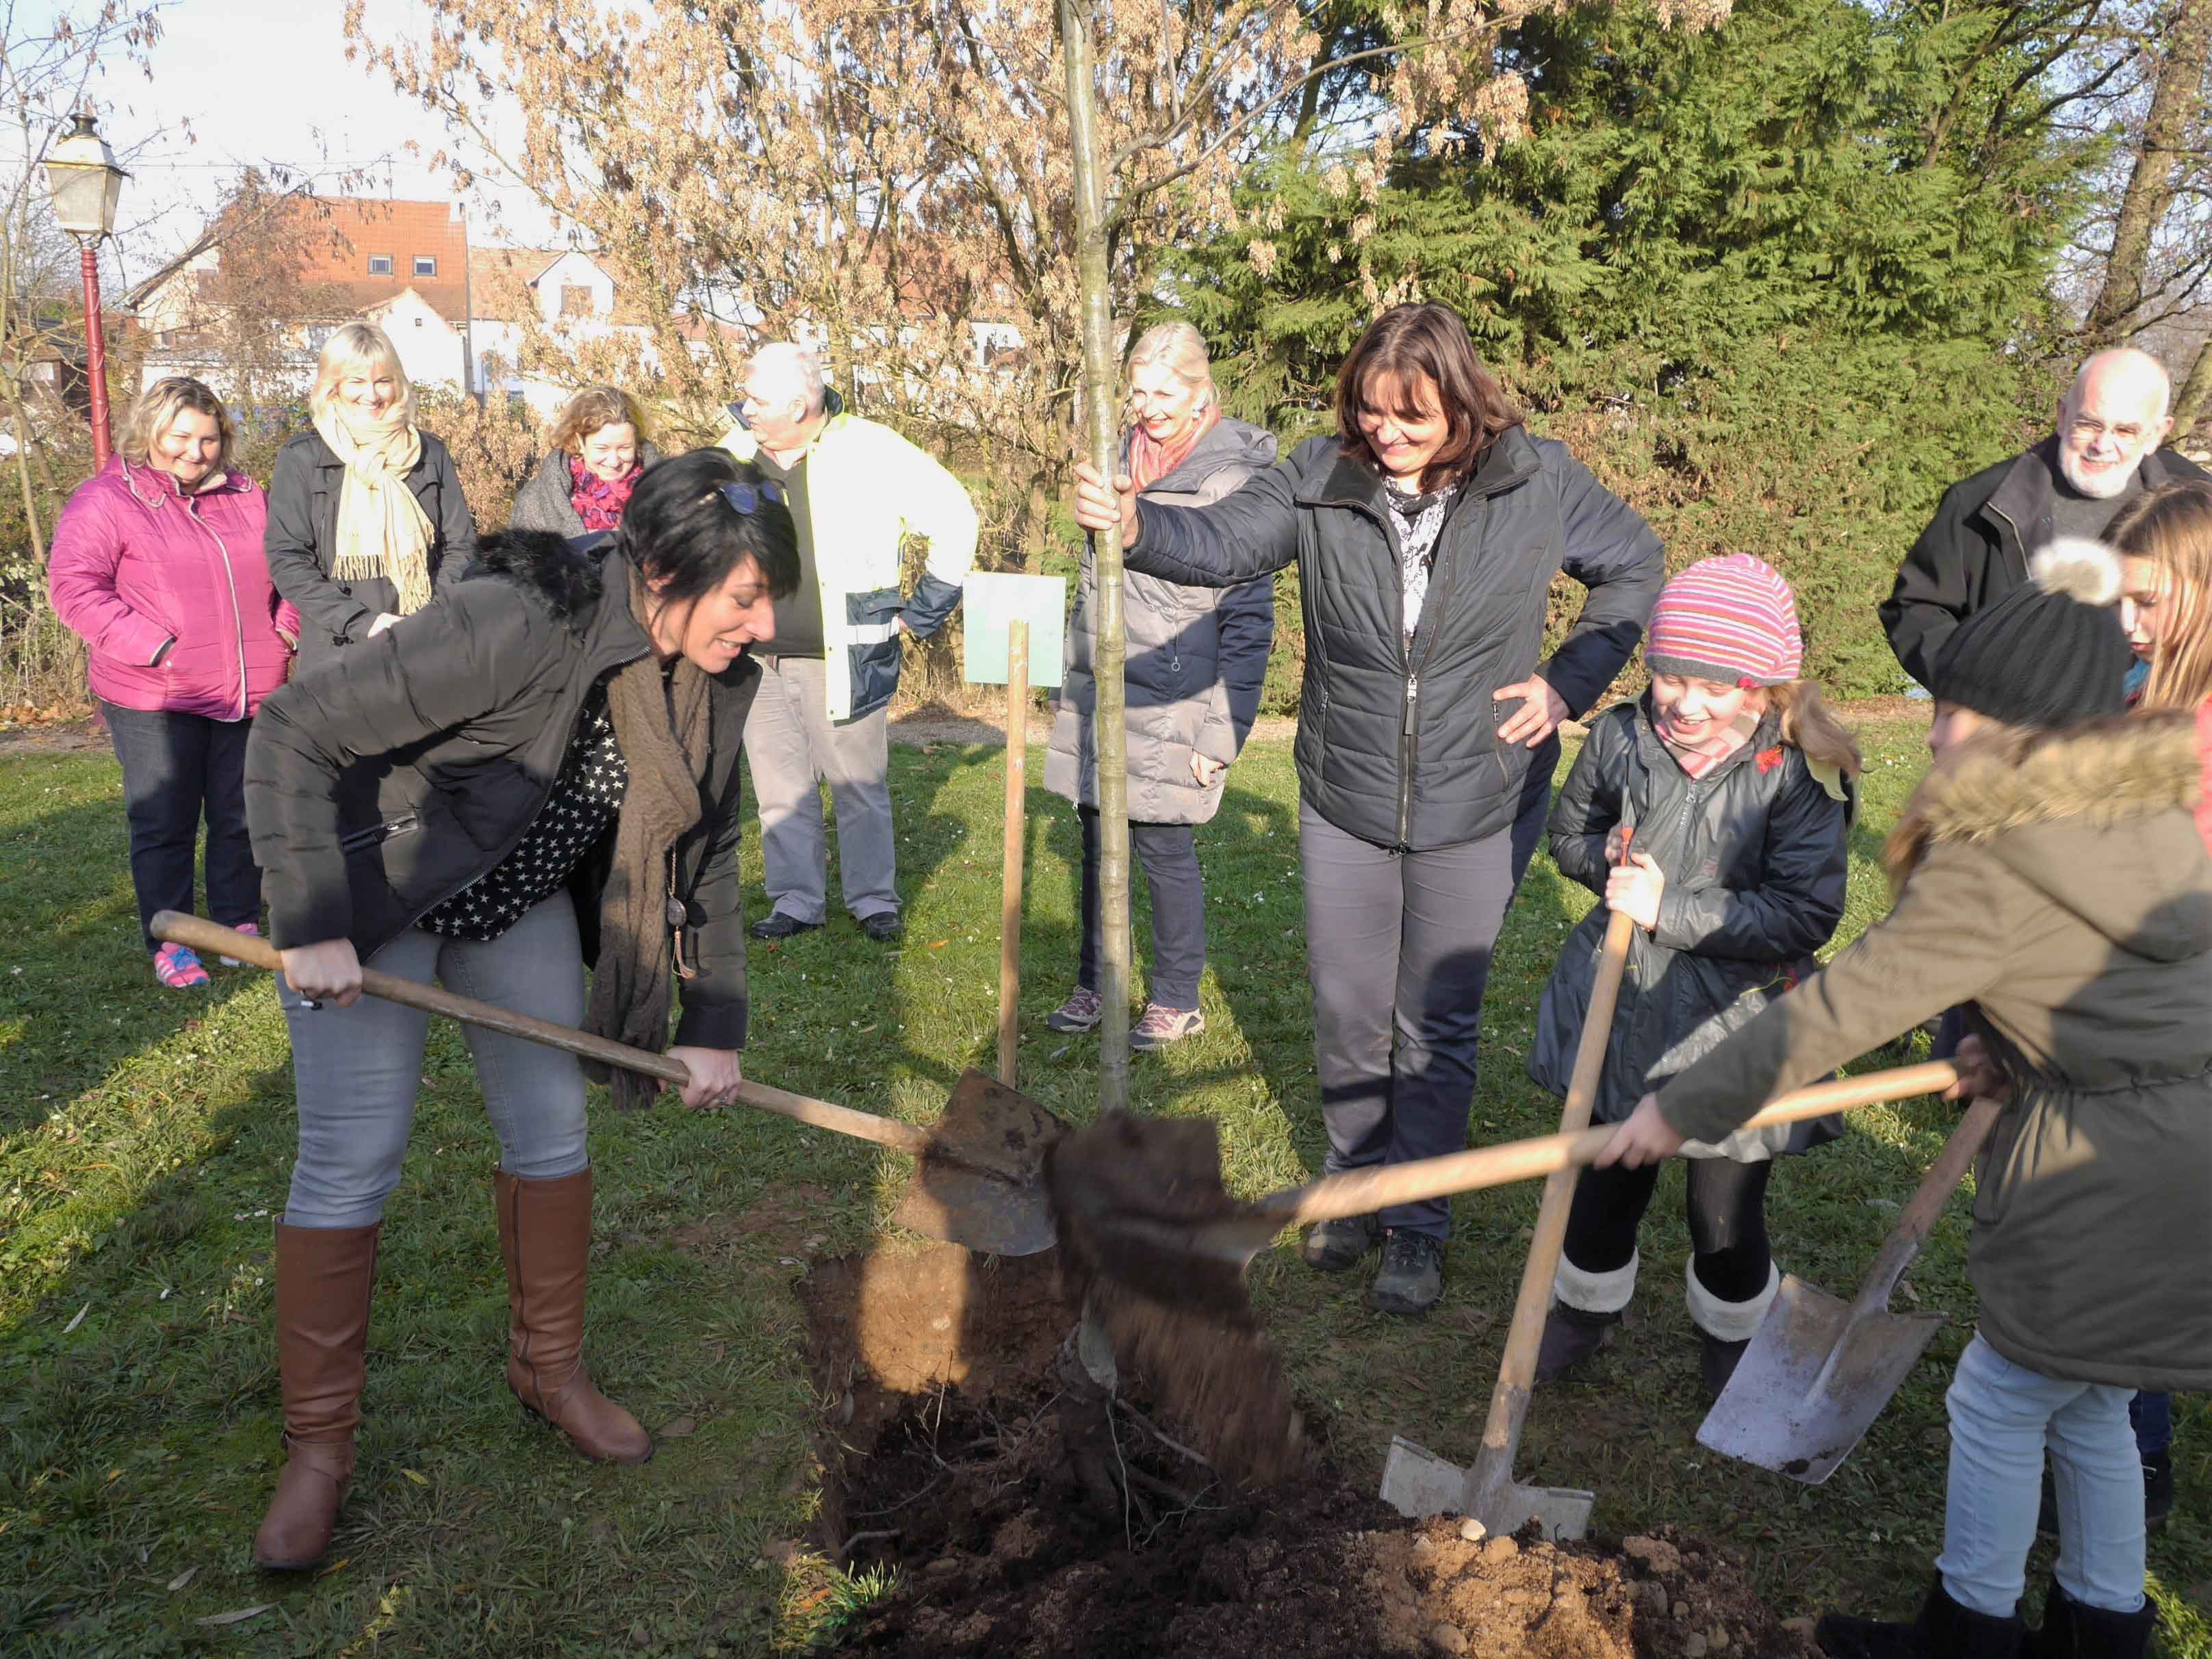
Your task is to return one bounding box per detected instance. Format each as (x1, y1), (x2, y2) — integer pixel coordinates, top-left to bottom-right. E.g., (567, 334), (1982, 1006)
(1071, 462), (1141, 548)
(281, 938), (363, 1007)
(1595, 1094), (1684, 1169)
(1190, 751), (1225, 787)
(665, 1046), (744, 1111)
(366, 613), (402, 639)
(1493, 676), (1569, 747)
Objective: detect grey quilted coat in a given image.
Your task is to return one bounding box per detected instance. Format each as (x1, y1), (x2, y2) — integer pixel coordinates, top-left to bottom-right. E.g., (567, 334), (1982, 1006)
(1045, 416), (1276, 825)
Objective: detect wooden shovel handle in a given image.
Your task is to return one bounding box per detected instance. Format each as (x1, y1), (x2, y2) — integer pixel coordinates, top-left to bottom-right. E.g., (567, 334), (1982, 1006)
(1276, 1060), (1965, 1226)
(151, 910), (933, 1154)
(1852, 1091), (2003, 1314)
(1467, 903), (1637, 1498)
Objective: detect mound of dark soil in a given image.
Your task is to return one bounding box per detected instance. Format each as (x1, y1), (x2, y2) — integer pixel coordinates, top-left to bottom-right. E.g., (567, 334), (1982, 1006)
(803, 1245), (1814, 1659)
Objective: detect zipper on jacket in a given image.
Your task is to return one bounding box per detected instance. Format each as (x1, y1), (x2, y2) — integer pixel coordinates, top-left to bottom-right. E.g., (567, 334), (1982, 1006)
(192, 499), (250, 721)
(1394, 493), (1479, 846)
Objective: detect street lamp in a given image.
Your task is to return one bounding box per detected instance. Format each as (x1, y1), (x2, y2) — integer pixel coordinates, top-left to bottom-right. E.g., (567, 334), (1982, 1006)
(42, 112), (127, 470)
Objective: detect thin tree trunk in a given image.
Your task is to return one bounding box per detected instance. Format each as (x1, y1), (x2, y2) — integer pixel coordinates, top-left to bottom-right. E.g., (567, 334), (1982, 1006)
(2085, 0), (2212, 343)
(1059, 0), (1131, 1116)
(2172, 329), (2212, 448)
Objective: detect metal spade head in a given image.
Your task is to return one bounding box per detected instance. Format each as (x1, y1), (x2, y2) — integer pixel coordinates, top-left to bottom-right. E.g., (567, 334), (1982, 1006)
(1695, 1271), (1945, 1484)
(889, 1069), (1065, 1257)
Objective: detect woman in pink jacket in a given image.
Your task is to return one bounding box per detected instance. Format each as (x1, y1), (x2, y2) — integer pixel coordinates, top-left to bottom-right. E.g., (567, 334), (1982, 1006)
(48, 376), (296, 987)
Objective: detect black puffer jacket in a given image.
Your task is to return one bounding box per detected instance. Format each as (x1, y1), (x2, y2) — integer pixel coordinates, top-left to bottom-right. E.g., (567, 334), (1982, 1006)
(1124, 428), (1664, 850)
(264, 428), (479, 674)
(244, 531), (759, 1051)
(1881, 437), (2211, 690)
(1526, 696), (1853, 1155)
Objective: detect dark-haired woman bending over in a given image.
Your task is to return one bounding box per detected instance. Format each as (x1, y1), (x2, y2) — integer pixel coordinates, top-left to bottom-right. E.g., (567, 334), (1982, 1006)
(242, 450), (800, 1571)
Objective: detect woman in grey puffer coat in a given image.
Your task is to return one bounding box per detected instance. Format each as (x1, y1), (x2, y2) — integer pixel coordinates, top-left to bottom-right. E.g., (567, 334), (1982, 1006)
(509, 385), (663, 537)
(1044, 322), (1275, 1049)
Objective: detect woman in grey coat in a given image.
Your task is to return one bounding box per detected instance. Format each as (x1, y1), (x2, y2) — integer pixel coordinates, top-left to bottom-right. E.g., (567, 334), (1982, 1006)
(1044, 322), (1275, 1049)
(509, 385), (663, 537)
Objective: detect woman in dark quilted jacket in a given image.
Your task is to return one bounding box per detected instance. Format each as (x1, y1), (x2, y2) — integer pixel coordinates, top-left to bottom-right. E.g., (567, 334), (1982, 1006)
(1525, 555), (1861, 1398)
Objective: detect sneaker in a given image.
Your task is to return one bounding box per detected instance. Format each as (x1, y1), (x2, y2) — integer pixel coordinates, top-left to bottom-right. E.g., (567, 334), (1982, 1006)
(1369, 1229), (1445, 1316)
(1129, 1003), (1205, 1050)
(1301, 1213), (1380, 1273)
(153, 943), (210, 988)
(1534, 1304), (1620, 1382)
(219, 921), (260, 968)
(1044, 986), (1103, 1033)
(859, 911), (904, 943)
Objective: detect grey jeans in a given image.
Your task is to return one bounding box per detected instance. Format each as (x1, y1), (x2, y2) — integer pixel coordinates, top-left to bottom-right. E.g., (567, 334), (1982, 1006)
(1300, 803), (1515, 1240)
(279, 894), (591, 1229)
(742, 654), (899, 923)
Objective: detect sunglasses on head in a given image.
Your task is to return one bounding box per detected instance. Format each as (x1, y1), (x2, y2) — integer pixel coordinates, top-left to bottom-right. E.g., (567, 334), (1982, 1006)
(718, 479), (786, 517)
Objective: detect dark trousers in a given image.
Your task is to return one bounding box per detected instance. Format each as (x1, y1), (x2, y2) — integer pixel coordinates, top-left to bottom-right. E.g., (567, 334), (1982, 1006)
(101, 702), (260, 953)
(1510, 734), (1560, 892)
(1077, 806), (1206, 1010)
(1564, 1154), (1775, 1304)
(1300, 803), (1515, 1240)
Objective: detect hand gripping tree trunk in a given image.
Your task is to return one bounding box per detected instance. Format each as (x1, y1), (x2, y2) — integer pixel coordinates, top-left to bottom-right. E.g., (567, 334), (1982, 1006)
(1059, 0), (1132, 1119)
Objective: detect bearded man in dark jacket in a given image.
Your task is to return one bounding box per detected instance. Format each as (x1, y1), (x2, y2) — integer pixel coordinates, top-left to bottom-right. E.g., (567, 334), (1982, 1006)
(1881, 347), (2209, 691)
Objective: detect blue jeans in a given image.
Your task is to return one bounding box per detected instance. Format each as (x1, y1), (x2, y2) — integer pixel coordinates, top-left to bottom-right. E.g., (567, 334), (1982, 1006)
(1076, 806), (1206, 1011)
(101, 700), (261, 952)
(1937, 1335), (2146, 1617)
(279, 895), (592, 1228)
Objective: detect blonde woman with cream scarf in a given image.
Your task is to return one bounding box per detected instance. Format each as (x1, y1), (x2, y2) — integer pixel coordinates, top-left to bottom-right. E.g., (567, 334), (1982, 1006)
(266, 322), (478, 674)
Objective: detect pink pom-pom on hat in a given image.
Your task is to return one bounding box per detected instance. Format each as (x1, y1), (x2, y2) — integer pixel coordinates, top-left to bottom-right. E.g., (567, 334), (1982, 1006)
(1645, 554), (1803, 689)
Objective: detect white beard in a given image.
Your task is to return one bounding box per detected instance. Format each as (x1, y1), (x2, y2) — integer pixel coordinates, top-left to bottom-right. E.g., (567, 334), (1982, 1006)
(2057, 446), (2146, 500)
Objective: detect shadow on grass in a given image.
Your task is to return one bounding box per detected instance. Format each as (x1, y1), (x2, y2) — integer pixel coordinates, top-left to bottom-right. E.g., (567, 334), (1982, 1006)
(0, 790), (263, 1142)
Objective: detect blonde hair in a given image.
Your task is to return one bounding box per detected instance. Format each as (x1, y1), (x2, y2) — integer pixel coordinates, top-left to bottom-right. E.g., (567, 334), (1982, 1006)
(1768, 679), (1863, 780)
(2109, 483), (2212, 715)
(310, 322), (414, 425)
(548, 385), (648, 459)
(123, 376), (233, 482)
(1126, 320), (1216, 409)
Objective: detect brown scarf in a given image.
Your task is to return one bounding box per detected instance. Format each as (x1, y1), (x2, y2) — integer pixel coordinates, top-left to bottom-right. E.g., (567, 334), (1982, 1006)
(583, 565), (715, 1109)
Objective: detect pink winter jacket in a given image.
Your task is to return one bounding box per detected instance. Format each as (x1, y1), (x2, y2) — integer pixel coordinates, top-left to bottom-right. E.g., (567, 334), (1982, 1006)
(47, 456), (297, 720)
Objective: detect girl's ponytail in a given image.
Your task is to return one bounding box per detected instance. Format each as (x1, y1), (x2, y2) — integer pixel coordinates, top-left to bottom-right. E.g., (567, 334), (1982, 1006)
(1769, 680), (1862, 779)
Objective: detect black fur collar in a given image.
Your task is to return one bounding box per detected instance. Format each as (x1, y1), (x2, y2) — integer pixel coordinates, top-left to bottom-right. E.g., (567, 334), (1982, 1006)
(471, 528), (613, 626)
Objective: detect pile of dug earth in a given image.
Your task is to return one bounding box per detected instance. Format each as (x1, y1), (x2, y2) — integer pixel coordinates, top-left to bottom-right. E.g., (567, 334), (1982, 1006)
(799, 1243), (1818, 1659)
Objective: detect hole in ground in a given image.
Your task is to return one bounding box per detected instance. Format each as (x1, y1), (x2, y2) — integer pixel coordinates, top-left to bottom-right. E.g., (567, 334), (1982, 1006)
(797, 1244), (1810, 1658)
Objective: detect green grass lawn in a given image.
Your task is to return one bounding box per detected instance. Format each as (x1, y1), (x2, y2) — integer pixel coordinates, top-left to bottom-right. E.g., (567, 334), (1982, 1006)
(1, 718), (2206, 1656)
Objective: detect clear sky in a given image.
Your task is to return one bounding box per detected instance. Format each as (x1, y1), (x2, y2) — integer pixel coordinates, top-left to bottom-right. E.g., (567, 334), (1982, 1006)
(66, 0), (556, 286)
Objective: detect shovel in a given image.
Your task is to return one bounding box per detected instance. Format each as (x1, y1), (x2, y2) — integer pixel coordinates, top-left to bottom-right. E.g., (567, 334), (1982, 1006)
(153, 911), (1064, 1257)
(1696, 1091), (2002, 1484)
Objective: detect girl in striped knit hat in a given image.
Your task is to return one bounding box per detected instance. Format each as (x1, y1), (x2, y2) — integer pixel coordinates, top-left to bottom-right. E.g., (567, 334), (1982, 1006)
(1524, 553), (1863, 1396)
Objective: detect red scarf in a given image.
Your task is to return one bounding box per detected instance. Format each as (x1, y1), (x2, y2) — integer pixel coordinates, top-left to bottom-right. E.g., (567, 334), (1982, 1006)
(1127, 404), (1220, 492)
(570, 454), (642, 533)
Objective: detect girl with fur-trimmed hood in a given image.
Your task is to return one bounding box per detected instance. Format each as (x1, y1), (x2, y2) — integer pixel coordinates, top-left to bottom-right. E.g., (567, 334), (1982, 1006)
(1600, 543), (2212, 1659)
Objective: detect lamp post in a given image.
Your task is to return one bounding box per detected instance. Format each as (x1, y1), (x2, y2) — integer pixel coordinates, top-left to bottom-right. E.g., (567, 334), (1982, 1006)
(42, 112), (127, 470)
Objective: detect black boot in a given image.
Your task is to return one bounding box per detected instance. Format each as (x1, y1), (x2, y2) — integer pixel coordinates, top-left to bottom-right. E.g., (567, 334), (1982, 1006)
(1535, 1304), (1620, 1382)
(1700, 1332), (1751, 1399)
(1368, 1229), (1445, 1315)
(2027, 1580), (2156, 1659)
(1816, 1576), (2024, 1659)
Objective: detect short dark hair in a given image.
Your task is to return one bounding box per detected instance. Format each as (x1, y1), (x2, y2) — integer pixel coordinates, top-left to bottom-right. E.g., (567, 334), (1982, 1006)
(1334, 303), (1523, 490)
(617, 447), (801, 604)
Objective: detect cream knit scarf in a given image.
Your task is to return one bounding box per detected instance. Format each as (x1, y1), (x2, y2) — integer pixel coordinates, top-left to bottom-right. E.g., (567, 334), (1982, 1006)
(313, 402), (436, 615)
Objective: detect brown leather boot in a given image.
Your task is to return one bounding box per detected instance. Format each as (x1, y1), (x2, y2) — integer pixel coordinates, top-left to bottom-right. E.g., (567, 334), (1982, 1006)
(495, 1168), (652, 1465)
(253, 1222), (378, 1572)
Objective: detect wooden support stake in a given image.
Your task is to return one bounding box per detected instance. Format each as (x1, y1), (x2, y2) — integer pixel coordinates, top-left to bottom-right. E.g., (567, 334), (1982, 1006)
(998, 619), (1029, 1087)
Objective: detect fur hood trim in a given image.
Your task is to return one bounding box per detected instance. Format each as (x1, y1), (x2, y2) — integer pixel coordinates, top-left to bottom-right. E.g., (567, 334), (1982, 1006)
(471, 528), (614, 626)
(1886, 711), (2202, 892)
